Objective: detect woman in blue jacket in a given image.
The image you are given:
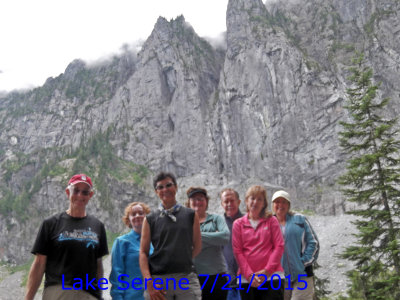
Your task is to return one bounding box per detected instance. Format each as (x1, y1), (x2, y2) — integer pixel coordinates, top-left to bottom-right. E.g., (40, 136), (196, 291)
(110, 202), (152, 300)
(272, 191), (319, 300)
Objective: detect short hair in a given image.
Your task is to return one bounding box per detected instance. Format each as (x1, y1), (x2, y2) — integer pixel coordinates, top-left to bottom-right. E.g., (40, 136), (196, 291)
(153, 172), (177, 189)
(122, 202), (151, 228)
(219, 188), (240, 200)
(245, 185), (272, 218)
(185, 187), (210, 209)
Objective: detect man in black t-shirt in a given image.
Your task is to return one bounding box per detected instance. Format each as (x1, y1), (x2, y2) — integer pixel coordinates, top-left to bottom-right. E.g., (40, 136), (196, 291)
(25, 174), (108, 300)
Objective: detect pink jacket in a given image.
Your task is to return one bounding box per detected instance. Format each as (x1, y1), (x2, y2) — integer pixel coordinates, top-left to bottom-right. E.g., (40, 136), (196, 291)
(232, 214), (284, 280)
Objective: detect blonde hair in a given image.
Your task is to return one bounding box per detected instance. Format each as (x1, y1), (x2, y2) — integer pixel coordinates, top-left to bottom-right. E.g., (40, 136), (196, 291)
(245, 185), (272, 218)
(122, 202), (151, 228)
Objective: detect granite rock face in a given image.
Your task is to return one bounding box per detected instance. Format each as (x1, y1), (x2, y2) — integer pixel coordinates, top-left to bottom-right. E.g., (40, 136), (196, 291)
(108, 16), (224, 175)
(0, 0), (399, 265)
(215, 0), (345, 209)
(213, 0), (400, 213)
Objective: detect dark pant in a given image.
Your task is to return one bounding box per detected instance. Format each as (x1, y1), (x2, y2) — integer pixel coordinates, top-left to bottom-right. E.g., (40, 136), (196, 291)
(198, 274), (228, 300)
(240, 280), (284, 300)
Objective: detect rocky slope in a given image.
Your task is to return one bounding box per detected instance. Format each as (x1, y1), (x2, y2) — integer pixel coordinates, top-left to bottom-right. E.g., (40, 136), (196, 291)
(0, 0), (399, 274)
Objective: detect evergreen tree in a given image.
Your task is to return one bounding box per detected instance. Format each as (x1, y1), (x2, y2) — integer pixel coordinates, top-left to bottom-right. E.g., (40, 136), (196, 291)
(338, 53), (400, 299)
(314, 261), (331, 299)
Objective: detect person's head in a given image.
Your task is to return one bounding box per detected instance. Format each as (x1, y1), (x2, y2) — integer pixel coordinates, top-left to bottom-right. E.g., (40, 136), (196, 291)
(65, 174), (94, 210)
(186, 187), (209, 215)
(245, 185), (271, 219)
(271, 190), (291, 218)
(220, 188), (241, 217)
(153, 172), (178, 207)
(122, 202), (150, 233)
(153, 172), (177, 189)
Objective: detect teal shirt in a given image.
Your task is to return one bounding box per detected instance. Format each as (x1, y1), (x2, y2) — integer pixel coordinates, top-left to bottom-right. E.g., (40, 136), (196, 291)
(194, 213), (230, 275)
(109, 230), (153, 300)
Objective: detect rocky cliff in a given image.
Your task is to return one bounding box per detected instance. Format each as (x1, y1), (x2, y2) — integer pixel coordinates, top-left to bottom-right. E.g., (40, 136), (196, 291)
(0, 0), (399, 265)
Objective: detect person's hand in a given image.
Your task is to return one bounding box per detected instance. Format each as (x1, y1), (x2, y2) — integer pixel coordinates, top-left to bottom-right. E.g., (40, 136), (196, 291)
(254, 269), (270, 276)
(247, 273), (262, 288)
(250, 269), (270, 288)
(148, 282), (166, 300)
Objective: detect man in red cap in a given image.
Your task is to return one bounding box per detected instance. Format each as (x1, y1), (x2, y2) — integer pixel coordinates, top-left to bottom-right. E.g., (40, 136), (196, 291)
(25, 174), (108, 300)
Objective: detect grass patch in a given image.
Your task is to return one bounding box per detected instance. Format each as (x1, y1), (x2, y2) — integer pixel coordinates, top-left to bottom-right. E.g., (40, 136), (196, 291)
(298, 209), (316, 216)
(3, 256), (35, 287)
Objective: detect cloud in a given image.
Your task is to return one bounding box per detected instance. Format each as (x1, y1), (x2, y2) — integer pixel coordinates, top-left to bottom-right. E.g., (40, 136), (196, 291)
(203, 32), (227, 51)
(0, 0), (228, 92)
(84, 40), (144, 70)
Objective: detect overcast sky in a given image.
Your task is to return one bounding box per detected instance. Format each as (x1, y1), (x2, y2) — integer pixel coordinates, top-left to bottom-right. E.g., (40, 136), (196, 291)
(0, 0), (229, 92)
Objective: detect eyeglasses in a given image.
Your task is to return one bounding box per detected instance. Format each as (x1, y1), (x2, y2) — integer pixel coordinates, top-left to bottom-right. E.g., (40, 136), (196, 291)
(73, 189), (91, 196)
(155, 182), (175, 191)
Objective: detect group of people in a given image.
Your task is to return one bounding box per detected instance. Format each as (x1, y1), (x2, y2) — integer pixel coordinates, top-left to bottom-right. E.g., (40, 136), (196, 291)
(25, 172), (319, 300)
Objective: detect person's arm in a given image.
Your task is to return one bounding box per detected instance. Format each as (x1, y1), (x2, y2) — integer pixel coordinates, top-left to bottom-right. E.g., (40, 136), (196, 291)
(192, 212), (202, 258)
(95, 257), (106, 298)
(24, 254), (47, 300)
(301, 217), (320, 266)
(201, 215), (230, 246)
(139, 217), (166, 300)
(96, 222), (108, 297)
(139, 218), (152, 280)
(97, 258), (104, 279)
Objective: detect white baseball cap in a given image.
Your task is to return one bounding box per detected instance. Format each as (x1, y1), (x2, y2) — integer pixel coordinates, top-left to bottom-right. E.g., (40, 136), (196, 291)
(271, 190), (291, 203)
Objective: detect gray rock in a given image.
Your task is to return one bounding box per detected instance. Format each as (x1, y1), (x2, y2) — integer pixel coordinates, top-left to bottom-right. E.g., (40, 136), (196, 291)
(0, 0), (399, 297)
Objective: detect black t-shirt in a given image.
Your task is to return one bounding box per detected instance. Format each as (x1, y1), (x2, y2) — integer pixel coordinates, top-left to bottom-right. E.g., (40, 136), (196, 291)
(147, 206), (195, 275)
(31, 212), (108, 299)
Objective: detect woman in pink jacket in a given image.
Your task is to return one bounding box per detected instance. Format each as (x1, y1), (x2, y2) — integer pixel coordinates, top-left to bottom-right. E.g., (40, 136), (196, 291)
(232, 185), (285, 300)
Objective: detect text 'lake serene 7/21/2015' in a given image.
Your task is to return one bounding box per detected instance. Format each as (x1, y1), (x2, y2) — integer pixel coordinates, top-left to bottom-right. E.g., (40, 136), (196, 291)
(62, 273), (308, 292)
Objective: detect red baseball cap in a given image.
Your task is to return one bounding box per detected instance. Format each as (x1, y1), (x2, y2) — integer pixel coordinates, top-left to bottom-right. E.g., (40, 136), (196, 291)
(68, 174), (93, 188)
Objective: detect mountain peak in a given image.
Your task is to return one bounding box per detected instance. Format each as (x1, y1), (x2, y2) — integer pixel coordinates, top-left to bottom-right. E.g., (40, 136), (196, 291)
(64, 59), (86, 80)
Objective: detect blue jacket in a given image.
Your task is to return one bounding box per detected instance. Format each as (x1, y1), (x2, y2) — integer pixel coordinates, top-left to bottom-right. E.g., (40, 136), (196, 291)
(109, 230), (153, 300)
(280, 214), (319, 281)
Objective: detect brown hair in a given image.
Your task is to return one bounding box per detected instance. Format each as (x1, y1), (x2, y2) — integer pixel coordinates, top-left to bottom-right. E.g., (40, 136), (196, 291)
(245, 185), (272, 218)
(185, 187), (210, 210)
(122, 202), (151, 228)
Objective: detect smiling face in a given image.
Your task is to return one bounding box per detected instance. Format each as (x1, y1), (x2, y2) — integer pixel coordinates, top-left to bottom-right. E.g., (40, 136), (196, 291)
(272, 197), (290, 218)
(66, 182), (93, 212)
(189, 192), (208, 216)
(154, 177), (177, 208)
(246, 193), (266, 220)
(129, 204), (146, 233)
(221, 190), (240, 217)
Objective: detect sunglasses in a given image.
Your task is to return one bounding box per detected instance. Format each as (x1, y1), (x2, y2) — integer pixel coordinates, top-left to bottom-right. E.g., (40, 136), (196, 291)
(73, 189), (91, 196)
(155, 182), (175, 191)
